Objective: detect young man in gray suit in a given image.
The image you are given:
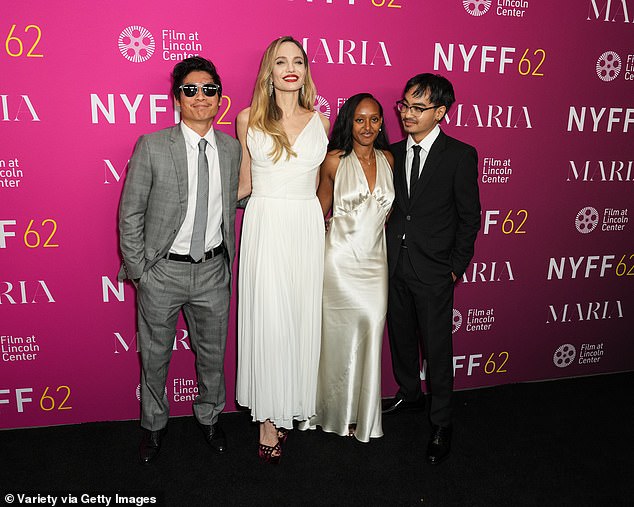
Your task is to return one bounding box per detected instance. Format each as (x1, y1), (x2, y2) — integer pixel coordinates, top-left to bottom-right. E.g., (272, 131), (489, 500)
(118, 56), (241, 464)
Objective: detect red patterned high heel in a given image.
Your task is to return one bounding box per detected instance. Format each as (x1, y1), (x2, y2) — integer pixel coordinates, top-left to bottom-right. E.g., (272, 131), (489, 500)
(258, 442), (282, 465)
(277, 428), (290, 444)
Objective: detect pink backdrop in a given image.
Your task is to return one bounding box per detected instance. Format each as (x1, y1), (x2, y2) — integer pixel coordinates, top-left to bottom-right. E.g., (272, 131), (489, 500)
(2, 0), (632, 429)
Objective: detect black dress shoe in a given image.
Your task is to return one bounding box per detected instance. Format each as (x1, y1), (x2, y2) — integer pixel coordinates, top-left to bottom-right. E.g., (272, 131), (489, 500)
(199, 422), (227, 453)
(426, 424), (452, 465)
(139, 428), (166, 464)
(381, 395), (425, 415)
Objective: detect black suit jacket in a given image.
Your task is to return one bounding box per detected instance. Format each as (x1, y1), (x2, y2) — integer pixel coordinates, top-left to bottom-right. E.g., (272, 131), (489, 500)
(386, 130), (481, 284)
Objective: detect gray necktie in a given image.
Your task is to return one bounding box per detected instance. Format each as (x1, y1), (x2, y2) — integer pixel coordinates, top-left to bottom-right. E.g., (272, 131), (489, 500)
(189, 138), (208, 262)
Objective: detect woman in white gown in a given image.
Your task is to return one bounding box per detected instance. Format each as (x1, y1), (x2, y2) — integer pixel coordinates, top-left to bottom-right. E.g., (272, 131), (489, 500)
(236, 36), (330, 463)
(302, 93), (394, 442)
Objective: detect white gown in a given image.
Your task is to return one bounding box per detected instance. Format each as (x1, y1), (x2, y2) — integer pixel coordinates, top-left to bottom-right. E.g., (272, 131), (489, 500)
(236, 112), (327, 429)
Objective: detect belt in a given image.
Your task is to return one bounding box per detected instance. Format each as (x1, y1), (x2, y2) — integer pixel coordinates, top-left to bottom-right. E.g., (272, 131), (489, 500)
(164, 244), (225, 263)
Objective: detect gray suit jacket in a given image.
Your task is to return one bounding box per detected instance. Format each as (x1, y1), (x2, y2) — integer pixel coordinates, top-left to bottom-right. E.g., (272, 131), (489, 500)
(118, 124), (241, 281)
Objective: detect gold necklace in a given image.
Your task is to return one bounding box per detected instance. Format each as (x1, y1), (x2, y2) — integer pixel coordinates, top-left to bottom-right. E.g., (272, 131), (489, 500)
(355, 151), (375, 168)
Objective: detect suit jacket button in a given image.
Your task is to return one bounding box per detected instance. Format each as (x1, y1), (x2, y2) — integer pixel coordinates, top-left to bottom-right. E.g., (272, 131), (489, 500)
(406, 215), (411, 221)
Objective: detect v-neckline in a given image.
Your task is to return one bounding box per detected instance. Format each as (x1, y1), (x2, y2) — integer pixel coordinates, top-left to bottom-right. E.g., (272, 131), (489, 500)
(352, 149), (378, 194)
(288, 112), (316, 147)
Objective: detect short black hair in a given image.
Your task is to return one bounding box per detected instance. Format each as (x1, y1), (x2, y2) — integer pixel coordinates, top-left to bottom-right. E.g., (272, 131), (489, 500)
(403, 73), (455, 116)
(328, 93), (390, 156)
(171, 56), (222, 100)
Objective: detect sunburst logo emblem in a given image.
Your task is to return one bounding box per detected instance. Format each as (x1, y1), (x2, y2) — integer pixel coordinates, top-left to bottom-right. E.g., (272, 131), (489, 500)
(575, 207), (599, 234)
(118, 25), (155, 63)
(553, 344), (576, 368)
(452, 309), (463, 334)
(596, 51), (621, 82)
(315, 95), (331, 119)
(136, 384), (167, 401)
(463, 0), (492, 16)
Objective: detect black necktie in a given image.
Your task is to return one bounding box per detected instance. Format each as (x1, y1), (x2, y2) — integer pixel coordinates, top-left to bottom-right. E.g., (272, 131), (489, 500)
(409, 145), (422, 198)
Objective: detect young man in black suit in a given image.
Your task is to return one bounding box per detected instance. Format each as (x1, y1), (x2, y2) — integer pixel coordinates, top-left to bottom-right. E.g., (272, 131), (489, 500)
(382, 73), (481, 465)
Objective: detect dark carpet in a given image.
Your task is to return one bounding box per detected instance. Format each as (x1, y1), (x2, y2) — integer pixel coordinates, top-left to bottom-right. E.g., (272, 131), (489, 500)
(2, 372), (633, 506)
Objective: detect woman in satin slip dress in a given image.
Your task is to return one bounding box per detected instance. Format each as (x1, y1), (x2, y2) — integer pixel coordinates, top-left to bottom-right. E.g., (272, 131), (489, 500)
(302, 93), (394, 442)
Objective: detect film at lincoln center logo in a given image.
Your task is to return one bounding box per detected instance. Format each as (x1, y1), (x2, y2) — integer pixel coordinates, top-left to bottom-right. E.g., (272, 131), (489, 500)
(575, 206), (599, 234)
(463, 0), (492, 16)
(118, 26), (155, 63)
(452, 309), (463, 334)
(596, 51), (621, 82)
(315, 95), (331, 119)
(553, 344), (576, 368)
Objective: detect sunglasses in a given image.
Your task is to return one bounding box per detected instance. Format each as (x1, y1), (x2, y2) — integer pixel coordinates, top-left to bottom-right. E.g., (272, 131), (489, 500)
(179, 83), (221, 97)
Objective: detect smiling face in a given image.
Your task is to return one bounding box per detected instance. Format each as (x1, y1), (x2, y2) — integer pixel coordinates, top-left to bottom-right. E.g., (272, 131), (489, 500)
(351, 98), (383, 148)
(175, 70), (219, 133)
(400, 86), (445, 143)
(271, 41), (307, 93)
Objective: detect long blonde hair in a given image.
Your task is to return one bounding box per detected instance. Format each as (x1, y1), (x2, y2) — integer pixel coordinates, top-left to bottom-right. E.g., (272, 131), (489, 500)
(249, 36), (317, 163)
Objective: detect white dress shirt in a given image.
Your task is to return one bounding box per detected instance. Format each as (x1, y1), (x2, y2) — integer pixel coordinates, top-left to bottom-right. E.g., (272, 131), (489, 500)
(405, 124), (441, 196)
(170, 121), (223, 255)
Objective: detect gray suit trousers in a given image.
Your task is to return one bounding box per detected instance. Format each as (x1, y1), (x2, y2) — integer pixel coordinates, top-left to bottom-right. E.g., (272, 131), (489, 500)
(137, 254), (229, 431)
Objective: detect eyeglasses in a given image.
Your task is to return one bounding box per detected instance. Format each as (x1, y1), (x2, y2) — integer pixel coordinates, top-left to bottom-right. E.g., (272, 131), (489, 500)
(179, 83), (221, 97)
(396, 100), (441, 117)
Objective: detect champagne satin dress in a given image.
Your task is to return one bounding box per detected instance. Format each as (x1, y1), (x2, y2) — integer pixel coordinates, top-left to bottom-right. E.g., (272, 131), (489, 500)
(303, 149), (394, 442)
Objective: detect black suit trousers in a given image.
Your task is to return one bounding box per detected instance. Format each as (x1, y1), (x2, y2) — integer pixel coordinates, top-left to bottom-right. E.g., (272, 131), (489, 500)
(387, 246), (454, 426)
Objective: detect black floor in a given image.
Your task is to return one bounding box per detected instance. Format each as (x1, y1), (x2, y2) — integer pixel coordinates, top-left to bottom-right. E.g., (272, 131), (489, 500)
(2, 372), (633, 506)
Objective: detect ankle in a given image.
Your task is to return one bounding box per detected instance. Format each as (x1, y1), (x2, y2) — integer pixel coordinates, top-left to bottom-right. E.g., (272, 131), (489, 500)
(259, 421), (279, 446)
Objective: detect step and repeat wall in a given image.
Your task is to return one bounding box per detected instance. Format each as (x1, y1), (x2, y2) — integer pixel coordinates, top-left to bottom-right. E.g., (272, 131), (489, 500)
(2, 1), (632, 429)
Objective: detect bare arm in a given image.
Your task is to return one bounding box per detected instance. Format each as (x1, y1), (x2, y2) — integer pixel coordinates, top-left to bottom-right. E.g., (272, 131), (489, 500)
(319, 113), (331, 137)
(317, 151), (340, 217)
(382, 149), (395, 223)
(383, 149), (394, 170)
(237, 108), (252, 200)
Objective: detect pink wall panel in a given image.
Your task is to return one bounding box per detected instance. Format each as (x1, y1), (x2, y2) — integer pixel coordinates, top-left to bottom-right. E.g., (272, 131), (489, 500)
(2, 0), (632, 428)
